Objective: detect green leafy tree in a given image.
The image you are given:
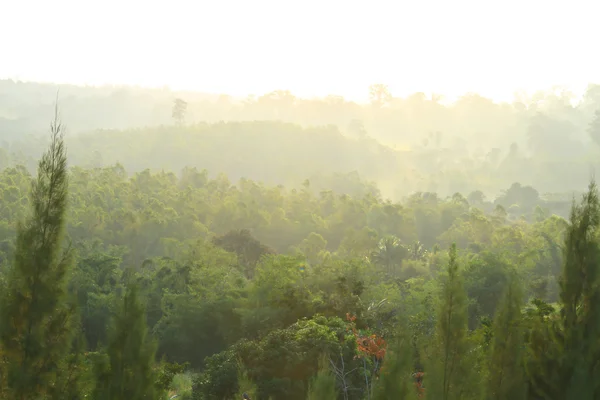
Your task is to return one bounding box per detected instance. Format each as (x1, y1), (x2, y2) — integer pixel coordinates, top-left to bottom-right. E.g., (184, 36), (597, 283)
(154, 359), (187, 395)
(235, 360), (258, 400)
(212, 228), (274, 278)
(92, 284), (160, 400)
(0, 107), (76, 400)
(192, 349), (238, 400)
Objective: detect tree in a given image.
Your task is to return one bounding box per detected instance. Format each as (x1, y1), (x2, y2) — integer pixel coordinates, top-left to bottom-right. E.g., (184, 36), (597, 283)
(154, 360), (187, 397)
(370, 236), (408, 274)
(92, 284), (160, 400)
(172, 98), (188, 125)
(49, 330), (91, 400)
(235, 360), (258, 400)
(495, 182), (540, 210)
(427, 244), (473, 400)
(307, 355), (337, 400)
(368, 84), (392, 108)
(212, 228), (275, 278)
(587, 109), (600, 146)
(526, 180), (600, 399)
(485, 272), (526, 400)
(372, 331), (416, 400)
(557, 180), (600, 399)
(0, 105), (75, 400)
(409, 240), (427, 261)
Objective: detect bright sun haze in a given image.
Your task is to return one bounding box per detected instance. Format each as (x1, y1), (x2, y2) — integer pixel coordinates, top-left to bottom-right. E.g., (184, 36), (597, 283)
(2, 0), (598, 102)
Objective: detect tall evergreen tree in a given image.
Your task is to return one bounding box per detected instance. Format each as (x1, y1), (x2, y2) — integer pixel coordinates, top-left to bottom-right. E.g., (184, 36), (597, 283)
(486, 271), (526, 400)
(524, 298), (560, 399)
(49, 329), (90, 400)
(92, 283), (160, 400)
(427, 243), (473, 400)
(0, 106), (75, 399)
(558, 180), (600, 399)
(372, 330), (416, 400)
(526, 180), (600, 399)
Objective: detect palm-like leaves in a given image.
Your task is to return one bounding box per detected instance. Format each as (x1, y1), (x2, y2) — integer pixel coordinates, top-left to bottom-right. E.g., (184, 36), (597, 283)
(370, 236), (408, 273)
(409, 240), (428, 261)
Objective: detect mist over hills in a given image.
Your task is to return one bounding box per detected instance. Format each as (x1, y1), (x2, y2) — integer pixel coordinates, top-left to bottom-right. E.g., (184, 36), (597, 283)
(2, 79), (600, 202)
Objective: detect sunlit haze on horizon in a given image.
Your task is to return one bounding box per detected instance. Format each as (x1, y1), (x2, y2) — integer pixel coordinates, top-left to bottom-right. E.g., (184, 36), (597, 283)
(2, 0), (598, 103)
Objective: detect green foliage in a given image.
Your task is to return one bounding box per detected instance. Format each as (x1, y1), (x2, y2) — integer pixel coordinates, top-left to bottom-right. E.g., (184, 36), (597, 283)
(0, 109), (76, 399)
(235, 361), (258, 400)
(485, 272), (526, 400)
(372, 332), (416, 400)
(192, 349), (238, 400)
(48, 328), (94, 400)
(426, 244), (475, 400)
(307, 355), (337, 400)
(3, 98), (600, 399)
(170, 372), (195, 400)
(212, 228), (274, 278)
(559, 180), (600, 399)
(528, 181), (600, 400)
(92, 284), (160, 400)
(155, 360), (188, 394)
(464, 251), (511, 327)
(236, 315), (353, 400)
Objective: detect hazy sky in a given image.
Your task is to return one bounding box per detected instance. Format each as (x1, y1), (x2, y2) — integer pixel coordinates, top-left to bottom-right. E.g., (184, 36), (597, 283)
(2, 0), (598, 102)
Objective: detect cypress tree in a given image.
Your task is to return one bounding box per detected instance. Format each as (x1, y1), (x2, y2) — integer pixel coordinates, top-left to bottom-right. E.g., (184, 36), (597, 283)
(485, 271), (526, 400)
(427, 243), (472, 400)
(0, 106), (74, 399)
(93, 283), (159, 400)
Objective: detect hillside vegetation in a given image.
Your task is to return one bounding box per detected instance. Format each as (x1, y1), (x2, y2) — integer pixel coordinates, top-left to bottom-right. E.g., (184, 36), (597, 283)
(0, 83), (600, 399)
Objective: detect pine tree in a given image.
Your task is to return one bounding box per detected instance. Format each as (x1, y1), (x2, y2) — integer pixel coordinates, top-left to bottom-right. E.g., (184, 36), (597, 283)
(427, 244), (472, 400)
(0, 105), (75, 399)
(93, 283), (160, 400)
(524, 300), (561, 399)
(372, 331), (416, 400)
(559, 180), (600, 399)
(526, 180), (600, 399)
(49, 328), (90, 400)
(307, 355), (337, 400)
(486, 271), (526, 400)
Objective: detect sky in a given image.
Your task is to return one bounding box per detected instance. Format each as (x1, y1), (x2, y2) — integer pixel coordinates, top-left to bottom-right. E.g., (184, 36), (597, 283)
(1, 0), (598, 103)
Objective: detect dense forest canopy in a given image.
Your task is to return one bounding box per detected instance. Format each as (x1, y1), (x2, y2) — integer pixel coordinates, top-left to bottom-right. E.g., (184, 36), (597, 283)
(2, 81), (600, 399)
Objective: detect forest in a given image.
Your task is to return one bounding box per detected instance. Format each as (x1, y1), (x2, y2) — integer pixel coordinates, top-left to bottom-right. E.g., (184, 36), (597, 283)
(4, 80), (600, 197)
(1, 81), (600, 399)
